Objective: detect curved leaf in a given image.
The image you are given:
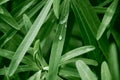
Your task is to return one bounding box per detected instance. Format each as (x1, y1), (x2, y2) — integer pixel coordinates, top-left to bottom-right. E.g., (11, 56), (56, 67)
(7, 0), (54, 76)
(76, 60), (97, 80)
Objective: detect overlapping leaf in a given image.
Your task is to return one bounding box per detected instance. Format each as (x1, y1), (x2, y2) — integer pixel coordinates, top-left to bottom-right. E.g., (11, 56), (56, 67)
(76, 60), (97, 80)
(46, 0), (70, 80)
(7, 0), (54, 76)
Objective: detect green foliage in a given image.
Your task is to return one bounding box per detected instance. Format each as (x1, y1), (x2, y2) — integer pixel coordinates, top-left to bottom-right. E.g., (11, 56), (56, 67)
(0, 0), (119, 80)
(96, 0), (118, 40)
(76, 60), (97, 80)
(101, 61), (112, 80)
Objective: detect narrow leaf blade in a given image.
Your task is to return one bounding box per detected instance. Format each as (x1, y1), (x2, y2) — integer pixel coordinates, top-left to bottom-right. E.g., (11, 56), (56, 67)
(76, 60), (97, 80)
(101, 61), (112, 80)
(0, 0), (9, 5)
(7, 0), (54, 76)
(53, 0), (60, 19)
(109, 43), (120, 80)
(96, 0), (118, 40)
(61, 46), (95, 63)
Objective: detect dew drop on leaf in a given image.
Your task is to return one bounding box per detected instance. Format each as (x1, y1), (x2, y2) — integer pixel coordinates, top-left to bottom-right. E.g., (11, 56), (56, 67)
(59, 35), (62, 40)
(65, 24), (67, 28)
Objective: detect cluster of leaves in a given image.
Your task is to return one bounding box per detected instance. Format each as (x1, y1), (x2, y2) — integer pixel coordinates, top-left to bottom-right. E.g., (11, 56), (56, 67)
(0, 0), (120, 80)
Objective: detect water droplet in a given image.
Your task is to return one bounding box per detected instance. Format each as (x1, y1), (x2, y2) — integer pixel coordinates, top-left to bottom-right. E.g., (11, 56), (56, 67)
(65, 24), (67, 28)
(59, 35), (62, 40)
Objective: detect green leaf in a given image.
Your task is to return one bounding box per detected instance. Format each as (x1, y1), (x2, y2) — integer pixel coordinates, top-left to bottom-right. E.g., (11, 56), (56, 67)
(0, 48), (37, 67)
(0, 7), (19, 30)
(101, 61), (112, 80)
(40, 21), (56, 57)
(94, 7), (107, 13)
(26, 0), (46, 18)
(110, 5), (120, 51)
(71, 0), (103, 62)
(59, 0), (69, 24)
(60, 58), (98, 66)
(0, 0), (119, 79)
(0, 0), (9, 5)
(46, 0), (69, 80)
(98, 0), (112, 7)
(23, 14), (32, 34)
(0, 29), (18, 47)
(61, 46), (95, 63)
(0, 65), (38, 75)
(0, 0), (46, 47)
(96, 0), (118, 40)
(33, 40), (48, 68)
(0, 6), (4, 14)
(15, 0), (36, 17)
(109, 43), (119, 80)
(7, 0), (54, 76)
(46, 24), (67, 80)
(53, 0), (60, 19)
(59, 67), (80, 79)
(72, 0), (99, 37)
(111, 29), (120, 50)
(0, 21), (11, 33)
(76, 60), (97, 80)
(71, 0), (110, 61)
(3, 66), (10, 80)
